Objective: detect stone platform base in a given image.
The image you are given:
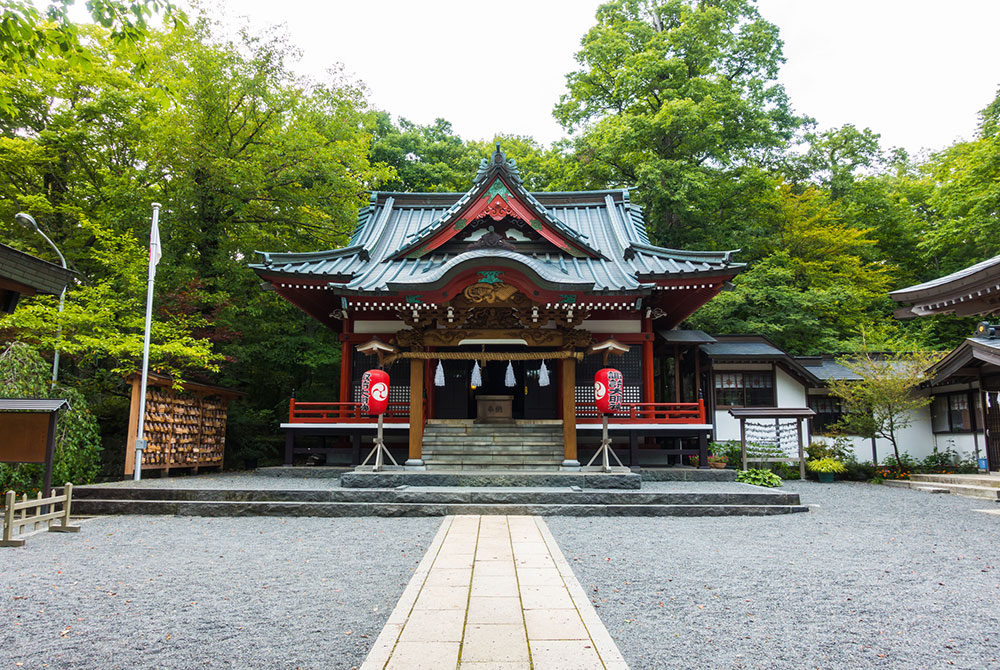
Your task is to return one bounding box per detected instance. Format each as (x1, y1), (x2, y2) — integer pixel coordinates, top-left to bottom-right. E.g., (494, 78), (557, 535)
(69, 481), (806, 517)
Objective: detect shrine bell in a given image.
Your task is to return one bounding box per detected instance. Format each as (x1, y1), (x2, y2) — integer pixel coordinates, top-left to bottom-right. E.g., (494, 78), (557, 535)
(361, 369), (390, 416)
(594, 368), (623, 415)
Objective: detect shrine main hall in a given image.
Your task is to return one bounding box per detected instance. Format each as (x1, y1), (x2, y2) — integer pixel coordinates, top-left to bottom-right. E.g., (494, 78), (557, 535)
(251, 147), (744, 469)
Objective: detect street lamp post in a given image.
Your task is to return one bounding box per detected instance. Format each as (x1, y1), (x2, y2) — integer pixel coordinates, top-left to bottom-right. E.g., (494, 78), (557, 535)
(15, 213), (67, 387)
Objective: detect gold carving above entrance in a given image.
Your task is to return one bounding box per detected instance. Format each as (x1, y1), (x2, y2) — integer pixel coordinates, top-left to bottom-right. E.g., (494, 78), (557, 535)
(463, 281), (519, 304)
(397, 281), (588, 330)
(394, 328), (592, 350)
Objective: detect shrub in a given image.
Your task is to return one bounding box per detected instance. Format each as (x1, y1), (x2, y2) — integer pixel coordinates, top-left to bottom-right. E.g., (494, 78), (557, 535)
(0, 342), (102, 495)
(773, 461), (801, 480)
(709, 440), (742, 463)
(807, 457), (847, 474)
(737, 468), (783, 487)
(806, 435), (854, 462)
(842, 460), (875, 481)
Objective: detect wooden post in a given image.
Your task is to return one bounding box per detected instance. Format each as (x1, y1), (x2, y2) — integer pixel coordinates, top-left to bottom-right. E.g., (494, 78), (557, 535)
(283, 430), (294, 466)
(407, 358), (424, 466)
(561, 357), (578, 466)
(740, 418), (747, 470)
(643, 337), (654, 402)
(698, 431), (709, 469)
(673, 344), (681, 402)
(339, 337), (351, 403)
(124, 376), (143, 476)
(797, 418), (806, 480)
(0, 490), (21, 547)
(50, 483), (79, 534)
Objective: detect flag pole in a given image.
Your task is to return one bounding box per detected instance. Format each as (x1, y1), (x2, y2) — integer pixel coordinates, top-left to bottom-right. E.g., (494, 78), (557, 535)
(134, 203), (162, 481)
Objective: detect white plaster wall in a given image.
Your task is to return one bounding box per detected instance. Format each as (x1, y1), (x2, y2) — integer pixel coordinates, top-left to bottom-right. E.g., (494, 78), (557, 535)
(712, 367), (810, 444)
(931, 432), (984, 461)
(810, 405), (938, 464)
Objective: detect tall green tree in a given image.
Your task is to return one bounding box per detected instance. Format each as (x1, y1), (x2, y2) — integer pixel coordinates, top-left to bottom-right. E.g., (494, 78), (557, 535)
(918, 88), (1000, 274)
(555, 0), (801, 247)
(828, 349), (941, 472)
(691, 184), (895, 353)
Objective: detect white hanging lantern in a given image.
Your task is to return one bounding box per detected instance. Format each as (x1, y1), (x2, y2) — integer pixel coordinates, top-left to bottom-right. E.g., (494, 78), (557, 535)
(471, 360), (482, 387)
(434, 360), (445, 387)
(538, 360), (550, 387)
(505, 360), (516, 387)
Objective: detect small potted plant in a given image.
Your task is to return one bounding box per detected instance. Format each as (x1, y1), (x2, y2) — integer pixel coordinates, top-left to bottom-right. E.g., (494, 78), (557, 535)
(807, 457), (847, 483)
(707, 454), (729, 469)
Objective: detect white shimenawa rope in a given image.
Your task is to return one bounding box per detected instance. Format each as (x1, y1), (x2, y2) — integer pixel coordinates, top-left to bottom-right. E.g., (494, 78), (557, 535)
(434, 360), (445, 387)
(505, 361), (516, 387)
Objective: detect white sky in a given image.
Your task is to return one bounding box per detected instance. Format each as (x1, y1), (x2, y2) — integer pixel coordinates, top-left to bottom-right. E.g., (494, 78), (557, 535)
(196, 0), (999, 156)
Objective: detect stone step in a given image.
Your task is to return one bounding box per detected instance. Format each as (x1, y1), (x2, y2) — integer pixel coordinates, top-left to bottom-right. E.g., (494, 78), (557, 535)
(910, 473), (1000, 489)
(423, 436), (563, 449)
(71, 498), (807, 517)
(884, 479), (1000, 500)
(340, 470), (642, 489)
(70, 485), (802, 506)
(422, 448), (564, 457)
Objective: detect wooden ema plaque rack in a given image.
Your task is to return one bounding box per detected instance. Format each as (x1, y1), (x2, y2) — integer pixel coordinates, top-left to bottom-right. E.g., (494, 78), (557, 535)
(124, 373), (242, 475)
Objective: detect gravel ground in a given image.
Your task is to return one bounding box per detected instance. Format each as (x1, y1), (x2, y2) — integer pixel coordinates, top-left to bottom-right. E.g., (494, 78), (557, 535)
(0, 516), (441, 669)
(547, 481), (1000, 670)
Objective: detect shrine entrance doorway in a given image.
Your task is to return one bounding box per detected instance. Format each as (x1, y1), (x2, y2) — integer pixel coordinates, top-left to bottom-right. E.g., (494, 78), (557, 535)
(432, 346), (558, 421)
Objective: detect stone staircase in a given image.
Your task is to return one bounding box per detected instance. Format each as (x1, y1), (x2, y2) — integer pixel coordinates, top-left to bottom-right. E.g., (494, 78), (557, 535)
(886, 473), (1000, 500)
(421, 420), (564, 470)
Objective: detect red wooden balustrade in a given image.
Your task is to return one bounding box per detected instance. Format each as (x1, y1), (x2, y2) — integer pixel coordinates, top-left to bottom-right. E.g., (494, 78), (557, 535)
(288, 399), (410, 423)
(575, 400), (707, 424)
(287, 399), (705, 425)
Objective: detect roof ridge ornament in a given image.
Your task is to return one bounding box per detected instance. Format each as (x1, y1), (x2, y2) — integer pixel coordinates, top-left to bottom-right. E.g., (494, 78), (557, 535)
(474, 142), (523, 186)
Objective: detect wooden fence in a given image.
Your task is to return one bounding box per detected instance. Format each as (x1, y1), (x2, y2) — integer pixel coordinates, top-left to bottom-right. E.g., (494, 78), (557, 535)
(1, 483), (79, 547)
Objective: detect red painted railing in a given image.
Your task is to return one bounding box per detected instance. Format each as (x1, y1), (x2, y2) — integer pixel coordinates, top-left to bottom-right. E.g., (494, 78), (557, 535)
(287, 399), (705, 425)
(575, 400), (707, 424)
(288, 399), (410, 423)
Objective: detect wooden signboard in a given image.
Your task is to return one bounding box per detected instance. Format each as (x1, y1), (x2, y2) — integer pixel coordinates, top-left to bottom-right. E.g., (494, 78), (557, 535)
(0, 413), (51, 463)
(0, 399), (69, 497)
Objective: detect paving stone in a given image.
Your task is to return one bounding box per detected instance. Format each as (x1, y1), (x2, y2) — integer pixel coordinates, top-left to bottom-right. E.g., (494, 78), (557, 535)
(385, 641), (460, 669)
(528, 640), (605, 670)
(471, 573), (519, 597)
(466, 596), (524, 625)
(413, 585), (470, 610)
(398, 609), (467, 642)
(515, 567), (562, 586)
(424, 567), (473, 587)
(524, 609), (590, 641)
(519, 585), (575, 610)
(473, 559), (516, 576)
(461, 623), (530, 663)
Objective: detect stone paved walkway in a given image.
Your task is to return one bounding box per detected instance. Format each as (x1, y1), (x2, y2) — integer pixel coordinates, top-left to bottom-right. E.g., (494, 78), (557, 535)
(361, 515), (628, 669)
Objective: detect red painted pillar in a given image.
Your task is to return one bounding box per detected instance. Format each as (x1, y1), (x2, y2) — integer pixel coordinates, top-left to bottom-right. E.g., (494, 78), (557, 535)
(339, 320), (352, 404)
(642, 318), (654, 403)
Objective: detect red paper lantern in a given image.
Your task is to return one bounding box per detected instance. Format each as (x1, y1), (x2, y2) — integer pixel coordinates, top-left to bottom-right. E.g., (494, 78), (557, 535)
(594, 368), (623, 415)
(361, 369), (390, 416)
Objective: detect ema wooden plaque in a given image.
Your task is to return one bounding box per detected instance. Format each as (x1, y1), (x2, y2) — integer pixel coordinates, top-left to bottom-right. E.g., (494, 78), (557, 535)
(0, 413), (51, 463)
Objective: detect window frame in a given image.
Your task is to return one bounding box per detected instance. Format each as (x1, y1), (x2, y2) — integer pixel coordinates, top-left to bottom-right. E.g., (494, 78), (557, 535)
(930, 390), (979, 434)
(713, 369), (776, 409)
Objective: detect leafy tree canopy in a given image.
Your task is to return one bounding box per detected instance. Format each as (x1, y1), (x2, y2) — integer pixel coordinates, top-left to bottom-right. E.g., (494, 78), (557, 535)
(555, 0), (802, 246)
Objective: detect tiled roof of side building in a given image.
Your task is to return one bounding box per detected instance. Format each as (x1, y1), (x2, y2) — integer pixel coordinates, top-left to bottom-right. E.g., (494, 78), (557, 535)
(890, 254), (1000, 300)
